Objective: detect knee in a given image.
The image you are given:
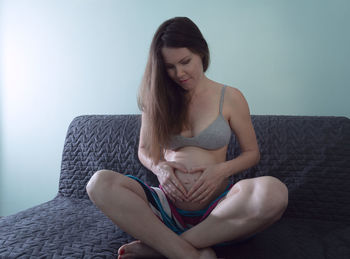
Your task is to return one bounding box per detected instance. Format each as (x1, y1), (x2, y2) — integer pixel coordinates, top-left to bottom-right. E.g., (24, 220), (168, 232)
(86, 169), (119, 201)
(252, 176), (289, 222)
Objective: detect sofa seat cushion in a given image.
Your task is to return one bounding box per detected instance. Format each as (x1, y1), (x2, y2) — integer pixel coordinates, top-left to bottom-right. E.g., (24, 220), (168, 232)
(215, 218), (350, 259)
(0, 196), (130, 258)
(1, 196), (349, 258)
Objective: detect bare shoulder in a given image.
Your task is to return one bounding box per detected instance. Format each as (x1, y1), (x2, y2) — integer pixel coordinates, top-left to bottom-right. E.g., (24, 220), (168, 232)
(224, 86), (250, 114)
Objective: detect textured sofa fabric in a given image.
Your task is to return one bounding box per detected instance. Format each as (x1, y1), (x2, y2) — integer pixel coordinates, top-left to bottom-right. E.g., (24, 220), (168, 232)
(0, 115), (349, 259)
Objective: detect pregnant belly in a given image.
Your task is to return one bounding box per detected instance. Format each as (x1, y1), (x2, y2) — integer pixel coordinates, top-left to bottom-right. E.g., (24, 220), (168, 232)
(174, 170), (202, 193)
(165, 147), (229, 211)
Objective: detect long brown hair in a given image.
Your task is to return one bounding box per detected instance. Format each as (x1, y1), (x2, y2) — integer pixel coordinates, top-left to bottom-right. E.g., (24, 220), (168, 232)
(138, 17), (210, 163)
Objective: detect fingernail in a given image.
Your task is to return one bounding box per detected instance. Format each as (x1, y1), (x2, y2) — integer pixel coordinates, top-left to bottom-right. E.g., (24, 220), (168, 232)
(119, 248), (124, 255)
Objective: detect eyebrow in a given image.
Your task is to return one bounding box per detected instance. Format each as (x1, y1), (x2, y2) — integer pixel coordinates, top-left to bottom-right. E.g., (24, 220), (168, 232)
(164, 55), (191, 66)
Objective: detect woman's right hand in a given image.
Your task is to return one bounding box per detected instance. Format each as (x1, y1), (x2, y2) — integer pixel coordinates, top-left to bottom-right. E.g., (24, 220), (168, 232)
(154, 161), (188, 203)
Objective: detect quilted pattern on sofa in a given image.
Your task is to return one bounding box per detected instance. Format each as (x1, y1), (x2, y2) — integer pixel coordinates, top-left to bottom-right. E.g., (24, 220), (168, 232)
(0, 115), (349, 259)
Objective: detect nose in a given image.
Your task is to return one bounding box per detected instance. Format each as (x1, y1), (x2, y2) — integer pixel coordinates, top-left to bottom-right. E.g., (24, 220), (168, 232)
(175, 67), (185, 78)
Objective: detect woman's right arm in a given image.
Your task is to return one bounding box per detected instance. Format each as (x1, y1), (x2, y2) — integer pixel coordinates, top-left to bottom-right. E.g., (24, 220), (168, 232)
(138, 113), (188, 202)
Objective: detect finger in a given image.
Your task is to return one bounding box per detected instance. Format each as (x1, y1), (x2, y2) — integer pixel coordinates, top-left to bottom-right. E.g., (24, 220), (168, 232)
(162, 186), (172, 200)
(160, 173), (184, 201)
(187, 179), (204, 197)
(171, 178), (188, 198)
(171, 184), (187, 201)
(192, 188), (213, 203)
(198, 192), (211, 204)
(168, 181), (186, 202)
(170, 162), (188, 173)
(188, 184), (207, 201)
(162, 185), (177, 202)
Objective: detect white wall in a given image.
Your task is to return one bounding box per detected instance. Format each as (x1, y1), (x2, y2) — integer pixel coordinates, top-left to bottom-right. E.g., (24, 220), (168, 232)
(1, 0), (349, 216)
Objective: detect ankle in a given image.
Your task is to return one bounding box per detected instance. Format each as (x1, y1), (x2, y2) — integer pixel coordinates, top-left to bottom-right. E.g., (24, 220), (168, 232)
(199, 247), (217, 259)
(183, 249), (200, 259)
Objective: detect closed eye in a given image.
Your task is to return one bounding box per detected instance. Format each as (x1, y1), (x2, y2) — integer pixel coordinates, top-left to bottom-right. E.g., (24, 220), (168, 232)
(165, 58), (191, 69)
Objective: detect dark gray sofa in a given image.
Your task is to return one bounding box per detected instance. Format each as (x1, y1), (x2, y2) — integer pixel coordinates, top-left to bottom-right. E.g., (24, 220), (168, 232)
(0, 115), (349, 259)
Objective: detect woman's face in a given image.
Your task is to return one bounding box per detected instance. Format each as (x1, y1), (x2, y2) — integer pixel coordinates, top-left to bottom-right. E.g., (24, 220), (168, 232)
(161, 47), (204, 91)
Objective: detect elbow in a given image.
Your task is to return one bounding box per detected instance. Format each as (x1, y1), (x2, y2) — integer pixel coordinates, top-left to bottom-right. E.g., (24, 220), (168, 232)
(138, 146), (145, 162)
(254, 149), (261, 165)
(138, 146), (153, 166)
(247, 149), (260, 166)
(241, 149), (260, 168)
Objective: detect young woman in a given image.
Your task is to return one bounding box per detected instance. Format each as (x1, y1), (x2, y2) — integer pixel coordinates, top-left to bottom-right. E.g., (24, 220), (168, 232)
(86, 17), (288, 259)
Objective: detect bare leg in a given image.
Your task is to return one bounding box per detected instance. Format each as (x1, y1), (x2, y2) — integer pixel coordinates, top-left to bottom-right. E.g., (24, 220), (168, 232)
(117, 175), (288, 256)
(86, 170), (214, 259)
(118, 241), (165, 259)
(118, 241), (217, 259)
(181, 176), (289, 248)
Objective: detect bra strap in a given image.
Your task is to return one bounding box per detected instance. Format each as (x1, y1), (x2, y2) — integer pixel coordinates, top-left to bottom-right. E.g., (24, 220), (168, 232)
(219, 86), (227, 114)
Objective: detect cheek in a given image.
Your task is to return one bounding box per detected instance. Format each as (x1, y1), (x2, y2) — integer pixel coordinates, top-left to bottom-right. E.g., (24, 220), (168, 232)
(166, 70), (174, 79)
(166, 69), (175, 79)
(190, 61), (203, 78)
(190, 67), (201, 80)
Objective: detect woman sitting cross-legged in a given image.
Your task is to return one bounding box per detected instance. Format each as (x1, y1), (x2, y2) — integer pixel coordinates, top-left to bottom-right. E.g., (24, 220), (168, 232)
(86, 17), (288, 259)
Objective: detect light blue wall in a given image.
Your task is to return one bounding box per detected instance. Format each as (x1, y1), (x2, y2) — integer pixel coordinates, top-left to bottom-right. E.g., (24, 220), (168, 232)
(0, 0), (349, 216)
(0, 0), (3, 215)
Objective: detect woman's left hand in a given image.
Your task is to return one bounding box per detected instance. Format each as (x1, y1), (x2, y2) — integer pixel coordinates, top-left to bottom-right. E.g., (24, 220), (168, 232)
(186, 164), (226, 203)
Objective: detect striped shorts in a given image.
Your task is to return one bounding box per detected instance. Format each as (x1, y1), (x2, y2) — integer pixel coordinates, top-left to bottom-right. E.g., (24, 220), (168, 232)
(127, 175), (232, 235)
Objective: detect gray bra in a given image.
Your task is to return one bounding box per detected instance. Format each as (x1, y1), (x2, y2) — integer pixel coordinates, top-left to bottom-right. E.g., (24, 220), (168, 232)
(168, 86), (232, 150)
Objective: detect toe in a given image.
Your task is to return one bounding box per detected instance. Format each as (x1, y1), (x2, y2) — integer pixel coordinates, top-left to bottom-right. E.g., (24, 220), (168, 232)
(118, 244), (126, 255)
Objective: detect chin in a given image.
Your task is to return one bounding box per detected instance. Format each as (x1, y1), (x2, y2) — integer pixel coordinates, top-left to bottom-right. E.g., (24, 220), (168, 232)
(177, 84), (190, 91)
(181, 83), (195, 92)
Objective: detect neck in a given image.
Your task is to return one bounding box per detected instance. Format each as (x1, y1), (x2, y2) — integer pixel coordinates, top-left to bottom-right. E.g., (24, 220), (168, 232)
(187, 75), (211, 100)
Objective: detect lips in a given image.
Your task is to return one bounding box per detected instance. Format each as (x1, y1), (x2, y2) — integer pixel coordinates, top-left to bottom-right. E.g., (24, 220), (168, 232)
(179, 79), (189, 84)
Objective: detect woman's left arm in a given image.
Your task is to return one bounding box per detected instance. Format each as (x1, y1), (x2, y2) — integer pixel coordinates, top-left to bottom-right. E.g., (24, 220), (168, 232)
(219, 87), (260, 177)
(187, 87), (260, 203)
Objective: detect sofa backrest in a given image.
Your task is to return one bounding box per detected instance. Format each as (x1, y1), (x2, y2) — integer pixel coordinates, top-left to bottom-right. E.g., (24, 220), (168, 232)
(59, 115), (155, 199)
(235, 115), (350, 222)
(59, 115), (350, 222)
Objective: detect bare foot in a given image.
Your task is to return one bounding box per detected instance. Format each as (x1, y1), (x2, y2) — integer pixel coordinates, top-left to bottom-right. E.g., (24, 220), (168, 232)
(199, 247), (218, 259)
(117, 240), (165, 259)
(117, 240), (218, 259)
